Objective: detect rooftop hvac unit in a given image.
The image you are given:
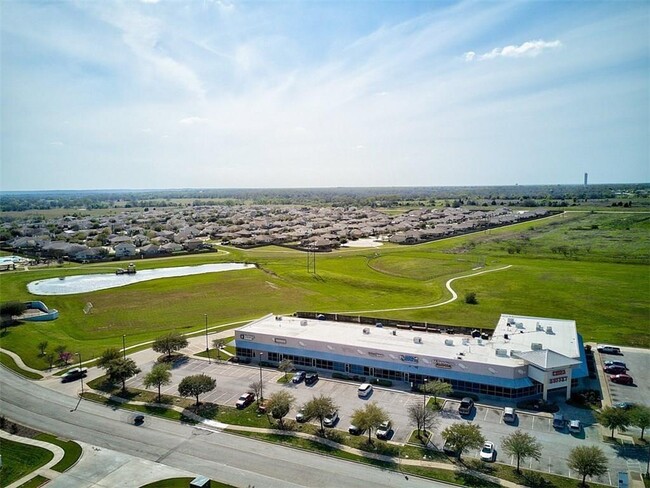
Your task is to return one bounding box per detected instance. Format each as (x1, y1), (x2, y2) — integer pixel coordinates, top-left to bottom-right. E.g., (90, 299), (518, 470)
(462, 339), (469, 346)
(300, 320), (308, 326)
(444, 339), (454, 346)
(363, 328), (370, 334)
(495, 348), (508, 357)
(414, 336), (423, 344)
(507, 318), (515, 325)
(516, 322), (524, 329)
(531, 343), (543, 351)
(477, 339), (483, 345)
(546, 326), (553, 334)
(536, 321), (543, 331)
(510, 350), (521, 357)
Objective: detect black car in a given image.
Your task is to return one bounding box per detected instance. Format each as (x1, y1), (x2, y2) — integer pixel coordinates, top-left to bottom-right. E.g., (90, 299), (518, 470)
(305, 372), (319, 385)
(292, 371), (306, 384)
(133, 415), (145, 425)
(61, 368), (88, 383)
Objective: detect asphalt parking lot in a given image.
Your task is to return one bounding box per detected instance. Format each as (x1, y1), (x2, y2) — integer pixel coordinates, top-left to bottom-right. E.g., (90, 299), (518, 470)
(599, 346), (650, 411)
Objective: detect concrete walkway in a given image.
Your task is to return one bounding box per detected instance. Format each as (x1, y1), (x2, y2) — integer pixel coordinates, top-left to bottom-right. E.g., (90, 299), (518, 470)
(0, 348), (44, 377)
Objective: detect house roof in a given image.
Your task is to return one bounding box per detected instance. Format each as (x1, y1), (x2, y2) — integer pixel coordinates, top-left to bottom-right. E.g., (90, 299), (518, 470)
(514, 349), (582, 369)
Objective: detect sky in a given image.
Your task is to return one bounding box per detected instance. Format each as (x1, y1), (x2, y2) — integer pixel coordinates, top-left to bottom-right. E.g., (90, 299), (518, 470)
(1, 0), (648, 191)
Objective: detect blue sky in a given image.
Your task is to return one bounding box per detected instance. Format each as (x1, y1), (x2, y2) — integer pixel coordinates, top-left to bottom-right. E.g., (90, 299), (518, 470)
(1, 0), (648, 191)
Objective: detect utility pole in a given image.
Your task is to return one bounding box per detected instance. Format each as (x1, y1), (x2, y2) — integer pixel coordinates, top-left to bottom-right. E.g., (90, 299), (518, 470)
(205, 314), (210, 364)
(76, 352), (84, 395)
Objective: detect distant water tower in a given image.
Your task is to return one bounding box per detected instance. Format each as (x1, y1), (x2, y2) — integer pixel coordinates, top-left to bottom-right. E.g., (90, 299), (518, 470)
(584, 172), (588, 186)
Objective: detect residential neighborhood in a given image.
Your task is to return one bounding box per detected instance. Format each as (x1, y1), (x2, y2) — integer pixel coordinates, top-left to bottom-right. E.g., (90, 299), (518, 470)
(1, 205), (550, 262)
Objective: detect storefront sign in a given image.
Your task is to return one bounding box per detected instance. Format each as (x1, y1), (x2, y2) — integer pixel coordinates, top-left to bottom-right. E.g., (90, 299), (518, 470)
(368, 352), (384, 358)
(552, 369), (566, 377)
(240, 334), (255, 341)
(400, 355), (419, 363)
(434, 361), (453, 369)
(549, 376), (567, 384)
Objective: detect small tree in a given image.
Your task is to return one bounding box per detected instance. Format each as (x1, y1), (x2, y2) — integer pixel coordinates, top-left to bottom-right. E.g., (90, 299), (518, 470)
(567, 446), (608, 487)
(178, 374), (216, 407)
(1, 301), (27, 330)
(105, 357), (141, 393)
(423, 380), (453, 406)
(278, 359), (294, 380)
(152, 332), (189, 360)
(97, 347), (122, 368)
(501, 429), (543, 473)
(59, 351), (73, 365)
(351, 402), (389, 444)
(464, 292), (478, 305)
(597, 406), (631, 438)
(407, 402), (439, 439)
(441, 422), (485, 461)
(266, 390), (296, 429)
(143, 363), (172, 403)
(45, 353), (55, 370)
(212, 339), (225, 360)
(630, 405), (650, 440)
(249, 381), (263, 403)
(303, 395), (339, 435)
(37, 341), (49, 356)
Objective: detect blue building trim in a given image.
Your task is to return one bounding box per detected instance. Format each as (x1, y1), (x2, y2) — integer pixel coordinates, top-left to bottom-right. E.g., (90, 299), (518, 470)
(573, 334), (589, 380)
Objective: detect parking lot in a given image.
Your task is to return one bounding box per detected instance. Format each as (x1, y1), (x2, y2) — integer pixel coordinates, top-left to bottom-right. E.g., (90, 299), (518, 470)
(125, 357), (649, 486)
(598, 346), (650, 413)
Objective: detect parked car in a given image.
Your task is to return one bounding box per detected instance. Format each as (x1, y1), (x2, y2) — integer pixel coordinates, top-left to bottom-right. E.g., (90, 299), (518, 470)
(348, 424), (364, 435)
(358, 383), (373, 397)
(604, 365), (627, 374)
(376, 420), (392, 440)
(613, 402), (636, 410)
(323, 411), (339, 427)
(305, 372), (319, 386)
(604, 360), (627, 369)
(597, 345), (621, 355)
(292, 371), (306, 384)
(61, 368), (88, 383)
(296, 407), (308, 423)
(610, 374), (634, 385)
(569, 419), (582, 433)
(552, 413), (566, 430)
(503, 407), (516, 423)
(458, 397), (474, 415)
(480, 441), (496, 461)
(235, 392), (255, 409)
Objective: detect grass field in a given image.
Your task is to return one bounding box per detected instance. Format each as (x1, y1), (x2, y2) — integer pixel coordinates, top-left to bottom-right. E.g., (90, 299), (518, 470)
(0, 438), (53, 487)
(0, 211), (648, 370)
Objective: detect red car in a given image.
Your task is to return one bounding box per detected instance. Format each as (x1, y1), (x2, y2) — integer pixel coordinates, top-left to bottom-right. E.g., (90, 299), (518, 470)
(604, 366), (627, 375)
(610, 374), (633, 385)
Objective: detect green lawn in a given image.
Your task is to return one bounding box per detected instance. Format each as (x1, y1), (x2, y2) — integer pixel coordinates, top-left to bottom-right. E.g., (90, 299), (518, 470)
(34, 434), (83, 472)
(0, 438), (53, 487)
(140, 478), (236, 488)
(1, 211), (648, 370)
(0, 351), (43, 379)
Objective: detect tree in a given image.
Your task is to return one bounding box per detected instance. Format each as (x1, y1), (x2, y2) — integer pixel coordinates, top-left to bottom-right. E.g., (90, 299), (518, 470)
(278, 359), (294, 380)
(37, 340), (48, 356)
(59, 351), (72, 365)
(596, 406), (631, 438)
(501, 429), (543, 473)
(143, 363), (172, 403)
(97, 348), (122, 368)
(567, 446), (608, 487)
(351, 402), (389, 444)
(105, 357), (141, 393)
(1, 301), (27, 327)
(407, 402), (439, 439)
(464, 292), (478, 305)
(630, 405), (650, 440)
(266, 390), (296, 429)
(212, 339), (225, 360)
(152, 332), (188, 360)
(178, 374), (216, 407)
(249, 381), (262, 403)
(441, 422), (485, 461)
(423, 380), (453, 406)
(45, 353), (55, 370)
(303, 395), (339, 435)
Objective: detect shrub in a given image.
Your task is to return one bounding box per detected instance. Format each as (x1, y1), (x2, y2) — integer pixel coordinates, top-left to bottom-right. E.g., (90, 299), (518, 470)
(465, 292), (478, 305)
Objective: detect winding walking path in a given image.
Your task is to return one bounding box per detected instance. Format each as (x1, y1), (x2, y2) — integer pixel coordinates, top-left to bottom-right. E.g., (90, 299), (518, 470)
(335, 264), (513, 315)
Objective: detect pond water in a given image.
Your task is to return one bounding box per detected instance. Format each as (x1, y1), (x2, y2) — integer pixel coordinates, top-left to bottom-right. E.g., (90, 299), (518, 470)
(27, 263), (255, 295)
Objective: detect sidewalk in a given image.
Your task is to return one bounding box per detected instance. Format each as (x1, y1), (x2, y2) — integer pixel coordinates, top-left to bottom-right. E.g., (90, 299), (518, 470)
(1, 430), (65, 488)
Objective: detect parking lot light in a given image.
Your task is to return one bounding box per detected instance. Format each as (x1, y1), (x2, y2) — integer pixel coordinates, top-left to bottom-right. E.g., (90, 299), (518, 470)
(423, 377), (428, 409)
(76, 352), (83, 395)
(205, 314), (210, 364)
(259, 352), (264, 402)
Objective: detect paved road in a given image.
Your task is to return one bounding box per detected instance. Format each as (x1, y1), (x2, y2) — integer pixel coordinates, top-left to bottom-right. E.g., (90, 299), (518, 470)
(0, 369), (451, 488)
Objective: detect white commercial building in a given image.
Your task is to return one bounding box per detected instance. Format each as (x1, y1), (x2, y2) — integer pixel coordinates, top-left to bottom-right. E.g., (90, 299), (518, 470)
(235, 313), (588, 400)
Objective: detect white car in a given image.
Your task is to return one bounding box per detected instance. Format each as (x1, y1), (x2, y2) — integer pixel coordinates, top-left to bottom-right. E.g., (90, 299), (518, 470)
(358, 383), (373, 397)
(480, 441), (496, 462)
(323, 411), (339, 427)
(569, 419), (582, 433)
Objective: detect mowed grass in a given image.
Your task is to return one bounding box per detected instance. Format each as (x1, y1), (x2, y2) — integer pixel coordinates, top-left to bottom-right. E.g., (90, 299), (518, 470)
(0, 438), (53, 486)
(0, 211), (648, 369)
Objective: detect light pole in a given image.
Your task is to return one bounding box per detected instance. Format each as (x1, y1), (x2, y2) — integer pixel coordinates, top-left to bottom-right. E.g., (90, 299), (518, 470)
(423, 377), (428, 409)
(122, 335), (126, 359)
(205, 314), (210, 364)
(76, 352), (84, 395)
(259, 352), (264, 402)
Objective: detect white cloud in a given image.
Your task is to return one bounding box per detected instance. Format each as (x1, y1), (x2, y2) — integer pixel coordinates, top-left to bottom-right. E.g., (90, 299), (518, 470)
(465, 40), (562, 61)
(140, 0), (160, 4)
(179, 116), (208, 125)
(49, 141), (64, 146)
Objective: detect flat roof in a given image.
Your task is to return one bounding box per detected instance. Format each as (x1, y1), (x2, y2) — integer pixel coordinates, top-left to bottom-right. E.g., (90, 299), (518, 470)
(239, 314), (581, 369)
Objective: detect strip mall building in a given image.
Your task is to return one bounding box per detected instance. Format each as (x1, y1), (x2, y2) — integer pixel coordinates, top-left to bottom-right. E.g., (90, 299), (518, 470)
(235, 313), (589, 400)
